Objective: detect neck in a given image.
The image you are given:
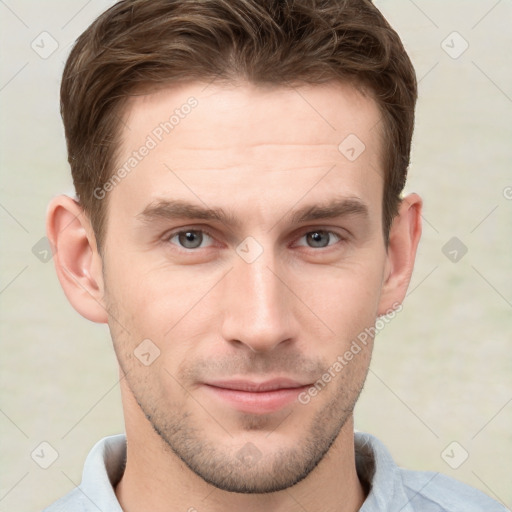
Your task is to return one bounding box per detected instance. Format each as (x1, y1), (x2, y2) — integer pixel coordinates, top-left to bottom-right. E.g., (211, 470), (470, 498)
(116, 383), (366, 512)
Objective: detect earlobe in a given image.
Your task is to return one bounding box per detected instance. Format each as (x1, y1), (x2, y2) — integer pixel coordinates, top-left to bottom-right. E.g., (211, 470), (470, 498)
(46, 195), (109, 323)
(377, 193), (422, 316)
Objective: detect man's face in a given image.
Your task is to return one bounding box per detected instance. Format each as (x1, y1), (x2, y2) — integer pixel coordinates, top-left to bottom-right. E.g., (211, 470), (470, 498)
(102, 81), (390, 492)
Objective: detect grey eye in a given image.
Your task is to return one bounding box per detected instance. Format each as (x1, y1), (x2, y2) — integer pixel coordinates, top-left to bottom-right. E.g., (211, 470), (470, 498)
(305, 231), (335, 248)
(172, 230), (206, 249)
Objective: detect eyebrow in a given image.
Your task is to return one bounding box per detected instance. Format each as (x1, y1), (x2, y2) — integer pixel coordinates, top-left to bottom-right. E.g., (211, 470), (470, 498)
(137, 200), (241, 227)
(136, 197), (369, 228)
(290, 197), (368, 224)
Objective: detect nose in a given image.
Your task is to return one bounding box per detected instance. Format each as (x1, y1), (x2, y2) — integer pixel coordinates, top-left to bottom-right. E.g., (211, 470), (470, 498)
(220, 248), (296, 353)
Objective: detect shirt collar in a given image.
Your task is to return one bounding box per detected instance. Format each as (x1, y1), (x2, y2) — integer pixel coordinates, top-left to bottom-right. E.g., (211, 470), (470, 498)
(355, 431), (415, 511)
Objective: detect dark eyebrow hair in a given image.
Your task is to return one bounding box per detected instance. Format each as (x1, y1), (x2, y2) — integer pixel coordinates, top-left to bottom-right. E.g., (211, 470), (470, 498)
(137, 199), (241, 227)
(136, 197), (369, 228)
(290, 197), (369, 224)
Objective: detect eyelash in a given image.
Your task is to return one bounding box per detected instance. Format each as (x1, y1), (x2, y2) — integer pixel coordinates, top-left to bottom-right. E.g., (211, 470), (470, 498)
(163, 227), (347, 251)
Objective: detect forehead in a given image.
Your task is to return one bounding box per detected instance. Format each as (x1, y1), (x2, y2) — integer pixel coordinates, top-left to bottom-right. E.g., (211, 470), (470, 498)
(109, 81), (384, 228)
(121, 80), (382, 153)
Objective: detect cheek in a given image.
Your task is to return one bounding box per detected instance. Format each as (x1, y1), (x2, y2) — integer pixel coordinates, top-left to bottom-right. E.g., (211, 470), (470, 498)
(105, 258), (221, 349)
(296, 259), (384, 339)
(103, 257), (169, 342)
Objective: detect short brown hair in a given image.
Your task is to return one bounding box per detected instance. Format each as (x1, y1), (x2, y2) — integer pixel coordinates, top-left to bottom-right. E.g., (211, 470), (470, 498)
(61, 0), (417, 249)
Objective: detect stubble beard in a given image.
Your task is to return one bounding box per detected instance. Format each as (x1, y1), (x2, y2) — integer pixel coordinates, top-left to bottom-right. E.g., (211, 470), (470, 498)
(122, 360), (368, 494)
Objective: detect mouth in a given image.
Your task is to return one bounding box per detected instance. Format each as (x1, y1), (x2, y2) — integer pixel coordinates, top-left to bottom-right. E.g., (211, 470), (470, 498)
(201, 378), (311, 414)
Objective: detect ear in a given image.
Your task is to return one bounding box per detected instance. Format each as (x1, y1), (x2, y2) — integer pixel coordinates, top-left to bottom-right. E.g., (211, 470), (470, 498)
(377, 193), (422, 316)
(46, 195), (108, 323)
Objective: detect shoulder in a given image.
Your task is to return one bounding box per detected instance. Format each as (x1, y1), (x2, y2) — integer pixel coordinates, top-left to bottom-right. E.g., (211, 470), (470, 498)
(399, 467), (508, 512)
(40, 434), (126, 512)
(354, 432), (507, 512)
(41, 489), (91, 512)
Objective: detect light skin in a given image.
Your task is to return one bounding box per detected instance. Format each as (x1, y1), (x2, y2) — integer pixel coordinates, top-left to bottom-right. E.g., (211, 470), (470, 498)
(47, 81), (422, 512)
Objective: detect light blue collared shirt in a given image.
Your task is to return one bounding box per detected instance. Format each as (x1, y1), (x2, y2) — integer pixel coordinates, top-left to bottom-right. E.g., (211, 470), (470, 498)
(43, 432), (508, 511)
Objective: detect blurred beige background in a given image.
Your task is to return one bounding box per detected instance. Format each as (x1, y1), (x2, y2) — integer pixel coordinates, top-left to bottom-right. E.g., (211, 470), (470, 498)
(1, 1), (511, 510)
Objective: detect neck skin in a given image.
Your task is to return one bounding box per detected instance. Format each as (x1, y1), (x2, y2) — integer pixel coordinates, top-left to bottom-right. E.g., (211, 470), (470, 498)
(115, 377), (366, 512)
